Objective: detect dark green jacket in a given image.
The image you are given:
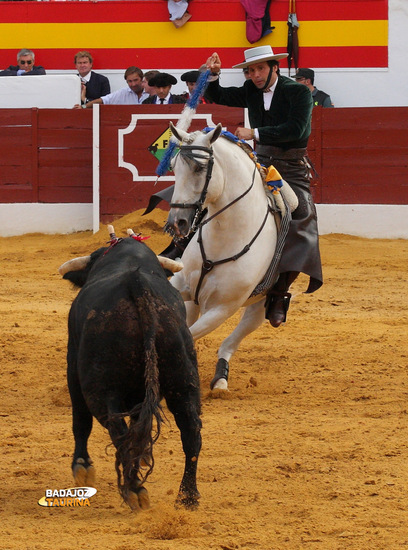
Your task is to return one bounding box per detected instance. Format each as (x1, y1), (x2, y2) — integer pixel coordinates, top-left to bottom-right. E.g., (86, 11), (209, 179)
(205, 75), (313, 150)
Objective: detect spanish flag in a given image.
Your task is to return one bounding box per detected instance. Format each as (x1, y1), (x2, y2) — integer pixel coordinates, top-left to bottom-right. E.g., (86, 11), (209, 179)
(0, 0), (388, 71)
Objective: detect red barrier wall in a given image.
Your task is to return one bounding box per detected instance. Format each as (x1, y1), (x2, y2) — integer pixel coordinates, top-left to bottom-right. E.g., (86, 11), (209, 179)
(0, 106), (407, 224)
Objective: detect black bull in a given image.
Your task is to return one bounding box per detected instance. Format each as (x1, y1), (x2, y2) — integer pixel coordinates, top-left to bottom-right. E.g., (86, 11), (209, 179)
(60, 236), (202, 510)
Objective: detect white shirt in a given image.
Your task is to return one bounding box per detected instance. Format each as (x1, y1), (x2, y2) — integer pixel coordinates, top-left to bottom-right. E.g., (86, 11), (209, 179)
(168, 0), (188, 21)
(263, 78), (278, 110)
(254, 78), (279, 141)
(79, 71), (91, 83)
(155, 93), (171, 105)
(101, 87), (149, 105)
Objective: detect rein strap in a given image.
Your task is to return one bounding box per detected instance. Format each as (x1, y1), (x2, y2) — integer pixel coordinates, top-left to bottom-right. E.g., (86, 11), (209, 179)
(170, 145), (214, 211)
(194, 203), (271, 305)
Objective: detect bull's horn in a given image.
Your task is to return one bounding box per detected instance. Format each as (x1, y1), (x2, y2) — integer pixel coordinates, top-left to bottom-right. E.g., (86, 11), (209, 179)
(107, 224), (116, 239)
(58, 256), (91, 276)
(127, 228), (183, 273)
(157, 255), (184, 273)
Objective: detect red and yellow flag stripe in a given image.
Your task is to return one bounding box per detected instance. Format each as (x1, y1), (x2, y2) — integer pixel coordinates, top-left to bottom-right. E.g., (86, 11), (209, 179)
(0, 0), (388, 70)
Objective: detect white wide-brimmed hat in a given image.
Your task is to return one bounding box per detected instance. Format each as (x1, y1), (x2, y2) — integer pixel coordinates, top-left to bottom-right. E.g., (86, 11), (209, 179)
(232, 45), (288, 69)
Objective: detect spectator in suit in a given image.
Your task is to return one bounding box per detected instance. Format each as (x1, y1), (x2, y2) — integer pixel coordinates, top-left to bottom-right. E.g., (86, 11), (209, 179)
(74, 51), (110, 105)
(0, 49), (46, 77)
(142, 72), (187, 104)
(76, 66), (149, 108)
(180, 69), (212, 103)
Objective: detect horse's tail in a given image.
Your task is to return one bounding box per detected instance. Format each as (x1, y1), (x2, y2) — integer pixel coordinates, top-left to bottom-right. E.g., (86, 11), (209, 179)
(111, 297), (163, 504)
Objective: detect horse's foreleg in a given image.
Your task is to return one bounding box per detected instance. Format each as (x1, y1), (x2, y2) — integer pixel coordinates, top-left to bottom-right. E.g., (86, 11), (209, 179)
(211, 300), (266, 390)
(170, 272), (192, 302)
(189, 304), (240, 341)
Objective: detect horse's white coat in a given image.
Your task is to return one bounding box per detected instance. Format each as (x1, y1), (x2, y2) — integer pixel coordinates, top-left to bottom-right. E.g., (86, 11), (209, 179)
(168, 127), (280, 389)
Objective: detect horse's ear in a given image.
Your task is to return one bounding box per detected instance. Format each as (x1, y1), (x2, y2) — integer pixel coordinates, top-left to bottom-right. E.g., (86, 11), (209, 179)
(170, 121), (189, 143)
(208, 123), (223, 144)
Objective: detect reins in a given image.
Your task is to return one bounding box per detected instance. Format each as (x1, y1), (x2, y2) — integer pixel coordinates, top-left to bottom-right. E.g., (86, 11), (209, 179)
(170, 145), (214, 212)
(194, 201), (271, 305)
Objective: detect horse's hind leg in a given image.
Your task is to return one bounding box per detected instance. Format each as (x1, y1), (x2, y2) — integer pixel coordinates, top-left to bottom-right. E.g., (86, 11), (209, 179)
(67, 359), (95, 487)
(211, 300), (266, 390)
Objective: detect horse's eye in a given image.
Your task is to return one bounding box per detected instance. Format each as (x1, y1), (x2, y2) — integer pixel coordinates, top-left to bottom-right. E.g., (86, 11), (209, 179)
(193, 163), (205, 174)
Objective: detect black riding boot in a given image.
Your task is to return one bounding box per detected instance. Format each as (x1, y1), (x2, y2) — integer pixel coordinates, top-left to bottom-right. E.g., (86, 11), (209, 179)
(265, 271), (299, 328)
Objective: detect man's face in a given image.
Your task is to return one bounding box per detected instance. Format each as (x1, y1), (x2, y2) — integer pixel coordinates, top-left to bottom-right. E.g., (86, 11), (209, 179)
(247, 62), (277, 89)
(295, 76), (311, 89)
(186, 82), (196, 94)
(18, 54), (34, 73)
(126, 73), (143, 95)
(142, 77), (156, 96)
(75, 56), (92, 78)
(156, 85), (172, 100)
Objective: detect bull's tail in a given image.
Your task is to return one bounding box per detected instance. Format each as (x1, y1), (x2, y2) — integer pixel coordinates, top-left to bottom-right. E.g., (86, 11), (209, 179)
(111, 299), (163, 505)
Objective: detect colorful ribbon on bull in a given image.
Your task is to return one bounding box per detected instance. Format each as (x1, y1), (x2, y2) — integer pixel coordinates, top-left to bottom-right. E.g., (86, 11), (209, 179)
(104, 228), (150, 255)
(155, 69), (211, 177)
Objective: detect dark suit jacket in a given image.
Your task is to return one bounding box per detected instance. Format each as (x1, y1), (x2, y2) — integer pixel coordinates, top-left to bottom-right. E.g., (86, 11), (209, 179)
(0, 65), (46, 77)
(83, 71), (111, 102)
(142, 93), (187, 105)
(205, 75), (313, 149)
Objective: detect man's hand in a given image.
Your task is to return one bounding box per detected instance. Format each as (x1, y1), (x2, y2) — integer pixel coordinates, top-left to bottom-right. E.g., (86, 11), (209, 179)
(206, 52), (221, 74)
(235, 127), (254, 141)
(80, 82), (87, 103)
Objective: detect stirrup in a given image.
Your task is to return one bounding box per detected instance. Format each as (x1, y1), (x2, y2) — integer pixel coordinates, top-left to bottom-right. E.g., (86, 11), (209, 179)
(265, 291), (292, 324)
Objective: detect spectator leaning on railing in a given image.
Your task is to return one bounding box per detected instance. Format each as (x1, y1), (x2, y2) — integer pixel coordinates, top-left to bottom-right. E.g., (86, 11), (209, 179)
(74, 66), (149, 108)
(0, 49), (46, 77)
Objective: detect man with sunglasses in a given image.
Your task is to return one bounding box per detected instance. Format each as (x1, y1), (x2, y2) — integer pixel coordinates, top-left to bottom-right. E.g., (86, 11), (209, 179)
(0, 49), (46, 77)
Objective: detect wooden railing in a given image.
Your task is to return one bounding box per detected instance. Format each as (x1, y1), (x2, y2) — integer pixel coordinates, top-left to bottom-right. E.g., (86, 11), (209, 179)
(0, 105), (407, 223)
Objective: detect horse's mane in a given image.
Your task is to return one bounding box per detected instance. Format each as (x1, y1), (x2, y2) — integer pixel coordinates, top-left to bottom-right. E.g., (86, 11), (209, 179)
(178, 127), (282, 193)
(213, 131), (271, 188)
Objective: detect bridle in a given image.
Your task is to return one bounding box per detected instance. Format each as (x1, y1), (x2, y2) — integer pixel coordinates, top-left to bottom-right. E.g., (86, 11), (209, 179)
(169, 139), (271, 305)
(169, 144), (214, 233)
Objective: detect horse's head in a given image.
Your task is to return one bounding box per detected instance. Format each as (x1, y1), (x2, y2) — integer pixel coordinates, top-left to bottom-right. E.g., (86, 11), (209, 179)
(167, 123), (223, 238)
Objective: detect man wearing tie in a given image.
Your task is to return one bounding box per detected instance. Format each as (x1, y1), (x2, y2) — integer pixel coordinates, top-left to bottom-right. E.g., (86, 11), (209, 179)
(74, 51), (110, 105)
(142, 73), (187, 104)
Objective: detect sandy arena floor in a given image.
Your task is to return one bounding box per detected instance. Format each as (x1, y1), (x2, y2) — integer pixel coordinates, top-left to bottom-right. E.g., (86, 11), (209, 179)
(0, 209), (407, 550)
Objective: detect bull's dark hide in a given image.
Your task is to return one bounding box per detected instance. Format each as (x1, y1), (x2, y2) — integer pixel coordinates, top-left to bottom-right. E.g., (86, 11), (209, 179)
(62, 237), (202, 510)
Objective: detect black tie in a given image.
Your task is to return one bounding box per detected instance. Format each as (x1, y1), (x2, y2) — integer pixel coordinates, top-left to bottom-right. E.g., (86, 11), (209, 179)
(159, 98), (165, 104)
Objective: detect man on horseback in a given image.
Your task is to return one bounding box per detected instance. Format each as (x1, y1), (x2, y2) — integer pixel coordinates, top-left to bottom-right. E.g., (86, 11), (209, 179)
(204, 45), (323, 327)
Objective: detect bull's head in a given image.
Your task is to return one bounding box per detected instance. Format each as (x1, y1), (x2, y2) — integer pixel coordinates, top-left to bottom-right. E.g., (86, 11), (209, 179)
(58, 225), (183, 286)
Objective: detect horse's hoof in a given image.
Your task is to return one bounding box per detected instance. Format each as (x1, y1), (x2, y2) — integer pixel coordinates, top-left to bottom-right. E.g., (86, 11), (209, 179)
(212, 378), (228, 391)
(73, 458), (95, 487)
(210, 358), (229, 390)
(126, 487), (150, 512)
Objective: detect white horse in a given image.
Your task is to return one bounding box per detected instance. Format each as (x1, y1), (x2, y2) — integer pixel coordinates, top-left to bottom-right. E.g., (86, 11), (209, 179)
(167, 123), (297, 390)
